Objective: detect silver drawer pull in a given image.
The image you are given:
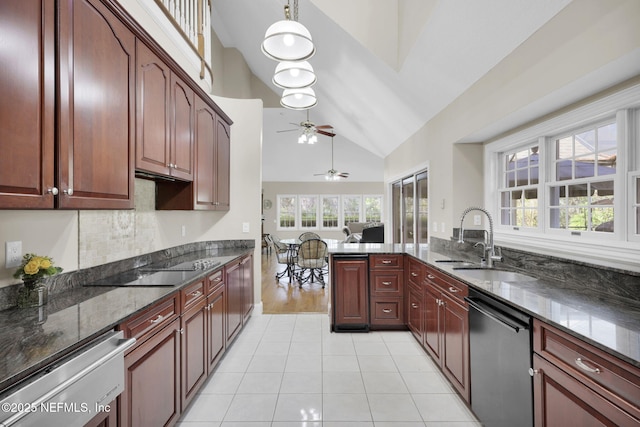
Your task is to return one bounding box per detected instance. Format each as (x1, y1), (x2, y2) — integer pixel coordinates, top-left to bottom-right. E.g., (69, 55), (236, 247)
(150, 314), (164, 324)
(448, 287), (459, 293)
(190, 290), (202, 297)
(411, 272), (418, 277)
(382, 308), (392, 313)
(47, 187), (59, 195)
(411, 303), (419, 309)
(427, 274), (435, 279)
(381, 260), (392, 264)
(382, 281), (392, 286)
(575, 358), (601, 374)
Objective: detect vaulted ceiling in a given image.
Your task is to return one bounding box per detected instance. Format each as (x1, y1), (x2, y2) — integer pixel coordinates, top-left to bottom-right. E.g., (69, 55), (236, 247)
(211, 0), (574, 181)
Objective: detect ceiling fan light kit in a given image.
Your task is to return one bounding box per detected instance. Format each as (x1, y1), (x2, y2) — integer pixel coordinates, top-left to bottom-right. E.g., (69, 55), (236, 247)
(281, 87), (317, 110)
(273, 60), (317, 89)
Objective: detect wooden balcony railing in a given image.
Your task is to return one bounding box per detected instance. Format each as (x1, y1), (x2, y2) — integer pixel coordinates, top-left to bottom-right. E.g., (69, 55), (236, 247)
(154, 0), (212, 83)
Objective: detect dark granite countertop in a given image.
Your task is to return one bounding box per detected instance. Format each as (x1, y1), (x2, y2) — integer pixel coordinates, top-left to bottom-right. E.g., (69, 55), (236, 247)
(0, 246), (252, 393)
(328, 242), (640, 368)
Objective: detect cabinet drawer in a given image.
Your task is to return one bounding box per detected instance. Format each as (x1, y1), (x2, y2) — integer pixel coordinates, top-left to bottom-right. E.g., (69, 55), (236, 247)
(182, 279), (205, 310)
(425, 266), (468, 304)
(406, 257), (425, 290)
(206, 269), (224, 295)
(371, 298), (404, 324)
(370, 270), (403, 296)
(370, 254), (403, 269)
(533, 319), (640, 418)
(119, 294), (179, 344)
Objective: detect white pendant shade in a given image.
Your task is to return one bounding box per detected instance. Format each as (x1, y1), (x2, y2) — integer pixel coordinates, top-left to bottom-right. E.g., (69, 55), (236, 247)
(261, 19), (315, 61)
(273, 61), (316, 89)
(281, 87), (317, 110)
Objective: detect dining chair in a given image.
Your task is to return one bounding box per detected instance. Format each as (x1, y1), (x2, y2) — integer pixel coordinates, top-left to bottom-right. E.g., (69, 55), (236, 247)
(299, 231), (321, 242)
(295, 238), (328, 287)
(270, 235), (297, 283)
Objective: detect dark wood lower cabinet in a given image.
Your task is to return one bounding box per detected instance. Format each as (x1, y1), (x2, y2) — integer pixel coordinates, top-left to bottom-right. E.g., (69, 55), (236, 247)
(207, 280), (226, 372)
(226, 259), (243, 344)
(180, 296), (207, 411)
(83, 399), (117, 427)
(120, 318), (181, 427)
(331, 257), (369, 331)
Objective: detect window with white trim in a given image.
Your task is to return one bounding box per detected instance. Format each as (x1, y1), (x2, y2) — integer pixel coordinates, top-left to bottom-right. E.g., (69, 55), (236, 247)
(277, 195), (296, 230)
(342, 195), (362, 226)
(299, 195), (318, 229)
(487, 85), (640, 271)
(364, 195), (383, 223)
(321, 195), (339, 229)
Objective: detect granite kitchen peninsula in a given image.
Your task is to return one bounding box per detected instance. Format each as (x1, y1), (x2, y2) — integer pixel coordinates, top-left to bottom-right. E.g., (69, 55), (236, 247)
(328, 240), (640, 426)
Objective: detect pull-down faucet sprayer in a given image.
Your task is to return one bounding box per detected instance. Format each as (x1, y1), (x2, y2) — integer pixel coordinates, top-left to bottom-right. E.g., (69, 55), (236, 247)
(458, 207), (502, 268)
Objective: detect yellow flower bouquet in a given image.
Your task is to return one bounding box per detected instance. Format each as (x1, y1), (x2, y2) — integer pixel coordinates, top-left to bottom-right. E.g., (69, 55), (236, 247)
(13, 253), (63, 285)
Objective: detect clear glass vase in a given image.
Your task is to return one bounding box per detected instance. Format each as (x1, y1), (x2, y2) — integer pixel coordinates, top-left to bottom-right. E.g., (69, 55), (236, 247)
(17, 279), (48, 308)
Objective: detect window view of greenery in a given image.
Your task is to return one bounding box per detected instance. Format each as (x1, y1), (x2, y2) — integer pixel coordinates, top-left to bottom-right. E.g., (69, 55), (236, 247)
(278, 196), (296, 228)
(299, 196), (317, 228)
(322, 196), (339, 228)
(342, 196), (361, 225)
(550, 123), (616, 233)
(364, 196), (382, 222)
(500, 146), (539, 228)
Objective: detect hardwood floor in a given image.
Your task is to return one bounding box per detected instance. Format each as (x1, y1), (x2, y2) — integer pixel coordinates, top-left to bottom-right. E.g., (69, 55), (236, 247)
(260, 250), (329, 314)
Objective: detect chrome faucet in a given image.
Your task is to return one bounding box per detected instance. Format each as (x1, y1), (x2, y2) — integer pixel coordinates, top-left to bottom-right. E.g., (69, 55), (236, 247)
(458, 207), (502, 268)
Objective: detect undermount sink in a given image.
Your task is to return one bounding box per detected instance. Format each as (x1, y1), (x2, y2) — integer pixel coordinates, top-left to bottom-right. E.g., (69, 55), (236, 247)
(457, 269), (537, 283)
(435, 259), (477, 267)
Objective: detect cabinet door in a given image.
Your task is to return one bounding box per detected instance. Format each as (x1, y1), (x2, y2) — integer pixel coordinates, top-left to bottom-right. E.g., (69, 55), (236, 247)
(181, 299), (207, 410)
(423, 283), (441, 363)
(533, 354), (639, 427)
(58, 0), (135, 209)
(194, 97), (216, 208)
(0, 0), (55, 208)
(136, 40), (171, 177)
(332, 258), (369, 330)
(407, 286), (423, 341)
(121, 318), (180, 427)
(207, 283), (226, 372)
(226, 260), (243, 344)
(441, 294), (470, 402)
(241, 254), (254, 322)
(214, 116), (231, 210)
(170, 73), (194, 181)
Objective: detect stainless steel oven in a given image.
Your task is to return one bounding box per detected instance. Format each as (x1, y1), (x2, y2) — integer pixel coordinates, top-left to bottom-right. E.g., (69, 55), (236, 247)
(0, 330), (135, 427)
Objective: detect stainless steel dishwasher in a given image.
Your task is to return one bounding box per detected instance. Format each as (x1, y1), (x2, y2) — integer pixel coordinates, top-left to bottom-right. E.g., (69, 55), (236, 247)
(0, 330), (135, 427)
(466, 288), (533, 427)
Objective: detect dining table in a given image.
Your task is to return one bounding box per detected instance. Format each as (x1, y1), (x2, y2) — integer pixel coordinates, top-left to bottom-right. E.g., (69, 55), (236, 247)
(278, 238), (340, 283)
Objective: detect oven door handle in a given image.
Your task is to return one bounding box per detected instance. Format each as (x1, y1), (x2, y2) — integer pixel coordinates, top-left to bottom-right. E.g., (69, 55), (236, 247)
(465, 297), (529, 333)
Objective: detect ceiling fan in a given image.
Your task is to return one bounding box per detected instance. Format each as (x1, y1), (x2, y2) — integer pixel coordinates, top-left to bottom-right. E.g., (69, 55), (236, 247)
(314, 136), (350, 180)
(277, 109), (335, 143)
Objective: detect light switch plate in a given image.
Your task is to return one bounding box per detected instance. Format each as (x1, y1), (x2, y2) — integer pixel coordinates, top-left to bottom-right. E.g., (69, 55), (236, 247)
(242, 222), (250, 233)
(6, 241), (22, 269)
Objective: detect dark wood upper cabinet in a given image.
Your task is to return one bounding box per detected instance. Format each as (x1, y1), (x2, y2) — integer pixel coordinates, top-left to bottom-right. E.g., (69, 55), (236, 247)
(214, 115), (231, 210)
(57, 0), (135, 209)
(169, 74), (195, 181)
(0, 0), (55, 208)
(136, 40), (171, 177)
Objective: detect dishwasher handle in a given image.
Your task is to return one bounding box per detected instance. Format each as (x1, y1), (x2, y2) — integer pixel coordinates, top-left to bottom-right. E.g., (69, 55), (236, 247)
(465, 296), (529, 333)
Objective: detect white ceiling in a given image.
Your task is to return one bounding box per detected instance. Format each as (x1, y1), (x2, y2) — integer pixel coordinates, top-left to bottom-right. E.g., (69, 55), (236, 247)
(211, 0), (575, 181)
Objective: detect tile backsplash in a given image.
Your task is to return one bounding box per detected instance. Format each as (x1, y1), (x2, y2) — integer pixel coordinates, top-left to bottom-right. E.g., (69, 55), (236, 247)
(78, 179), (158, 268)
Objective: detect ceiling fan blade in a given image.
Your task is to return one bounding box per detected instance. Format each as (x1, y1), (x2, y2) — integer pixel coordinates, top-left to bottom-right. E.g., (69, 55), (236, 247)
(316, 125), (333, 129)
(313, 173), (327, 176)
(337, 173), (350, 178)
(317, 130), (336, 137)
(276, 128), (299, 133)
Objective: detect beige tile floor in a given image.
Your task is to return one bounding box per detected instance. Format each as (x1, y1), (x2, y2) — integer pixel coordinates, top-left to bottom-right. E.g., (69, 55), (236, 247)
(177, 313), (480, 427)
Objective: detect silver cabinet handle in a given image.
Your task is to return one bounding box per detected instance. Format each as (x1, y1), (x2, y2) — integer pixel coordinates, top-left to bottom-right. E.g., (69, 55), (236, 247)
(382, 281), (392, 286)
(411, 272), (418, 277)
(47, 187), (59, 195)
(190, 290), (202, 297)
(150, 314), (164, 324)
(381, 260), (392, 264)
(448, 287), (459, 293)
(63, 188), (73, 196)
(528, 368), (540, 376)
(382, 308), (392, 313)
(411, 303), (419, 309)
(575, 358), (601, 374)
(427, 274), (435, 279)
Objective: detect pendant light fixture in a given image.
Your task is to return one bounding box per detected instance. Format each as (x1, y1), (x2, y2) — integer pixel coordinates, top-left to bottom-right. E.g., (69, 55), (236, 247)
(273, 60), (316, 89)
(281, 87), (317, 110)
(261, 1), (315, 62)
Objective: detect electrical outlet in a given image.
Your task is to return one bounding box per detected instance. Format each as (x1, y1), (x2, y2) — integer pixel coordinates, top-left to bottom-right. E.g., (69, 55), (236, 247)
(473, 214), (482, 226)
(181, 225), (186, 237)
(242, 222), (250, 233)
(432, 221), (438, 232)
(6, 241), (22, 269)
